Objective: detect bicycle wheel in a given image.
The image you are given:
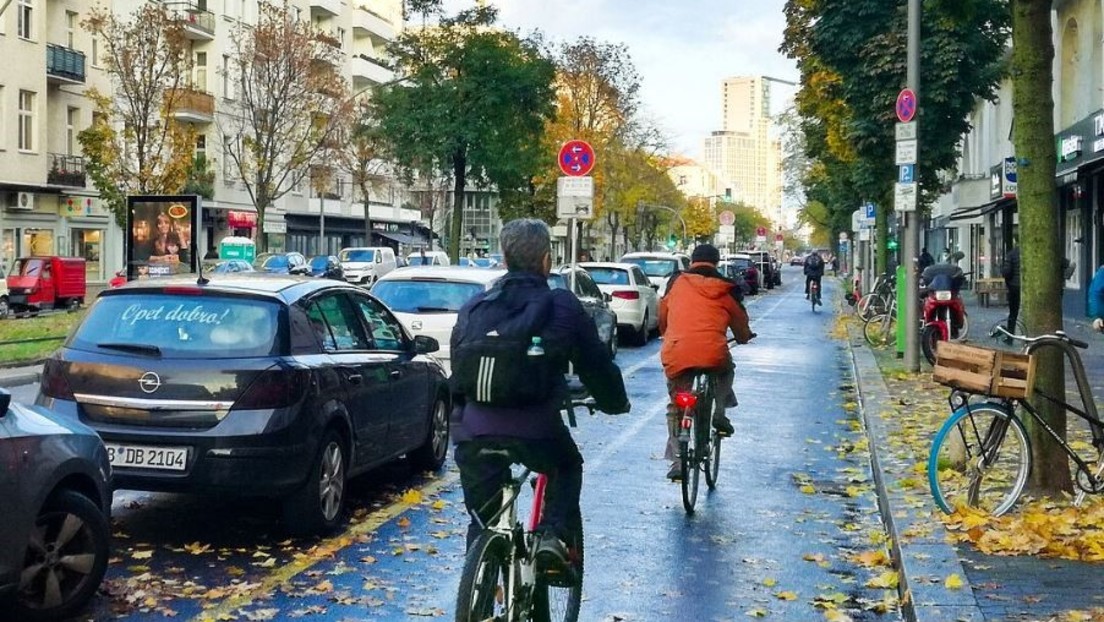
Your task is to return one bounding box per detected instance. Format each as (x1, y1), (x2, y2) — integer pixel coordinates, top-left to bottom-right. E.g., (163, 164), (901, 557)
(680, 428), (700, 514)
(702, 387), (721, 490)
(455, 531), (514, 622)
(811, 288), (818, 312)
(863, 313), (897, 347)
(532, 512), (583, 622)
(988, 316), (1026, 340)
(857, 294), (885, 322)
(920, 324), (941, 366)
(929, 402), (1031, 517)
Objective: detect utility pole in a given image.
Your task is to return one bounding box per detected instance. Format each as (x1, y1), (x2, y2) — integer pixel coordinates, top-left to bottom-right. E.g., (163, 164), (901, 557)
(903, 0), (921, 371)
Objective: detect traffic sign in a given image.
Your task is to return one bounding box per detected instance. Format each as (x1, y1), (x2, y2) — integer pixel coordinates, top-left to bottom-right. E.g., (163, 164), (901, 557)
(756, 226), (767, 237)
(898, 164), (915, 184)
(718, 210), (735, 226)
(894, 182), (917, 212)
(896, 88), (917, 123)
(895, 122), (917, 141)
(558, 140), (595, 177)
(895, 140), (917, 165)
(557, 176), (594, 219)
(864, 202), (876, 220)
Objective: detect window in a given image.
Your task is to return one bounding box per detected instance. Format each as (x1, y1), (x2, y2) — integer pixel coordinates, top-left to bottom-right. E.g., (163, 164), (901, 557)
(195, 134), (206, 159)
(336, 27), (345, 50)
(194, 52), (207, 92)
(17, 0), (31, 40)
(65, 11), (76, 48)
(307, 295), (370, 351)
(70, 228), (103, 281)
(222, 55), (233, 99)
(17, 90), (33, 152)
(353, 296), (405, 351)
(91, 34), (99, 67)
(66, 107), (77, 155)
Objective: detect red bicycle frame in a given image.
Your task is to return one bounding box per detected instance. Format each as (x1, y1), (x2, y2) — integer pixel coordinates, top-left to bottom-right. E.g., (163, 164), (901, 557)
(528, 474), (548, 532)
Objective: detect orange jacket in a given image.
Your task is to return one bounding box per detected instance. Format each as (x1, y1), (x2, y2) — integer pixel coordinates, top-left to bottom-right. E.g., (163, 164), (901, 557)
(659, 263), (752, 379)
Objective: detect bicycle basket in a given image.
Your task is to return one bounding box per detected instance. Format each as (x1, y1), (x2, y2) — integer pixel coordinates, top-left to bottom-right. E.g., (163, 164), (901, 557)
(932, 341), (1035, 399)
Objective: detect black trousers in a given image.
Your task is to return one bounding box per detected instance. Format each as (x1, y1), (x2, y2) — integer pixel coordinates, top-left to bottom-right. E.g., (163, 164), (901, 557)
(454, 430), (583, 548)
(1007, 286), (1021, 333)
(805, 275), (822, 294)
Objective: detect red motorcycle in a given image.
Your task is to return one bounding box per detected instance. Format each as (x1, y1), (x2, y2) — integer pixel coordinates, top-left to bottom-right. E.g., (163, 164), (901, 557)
(919, 267), (970, 365)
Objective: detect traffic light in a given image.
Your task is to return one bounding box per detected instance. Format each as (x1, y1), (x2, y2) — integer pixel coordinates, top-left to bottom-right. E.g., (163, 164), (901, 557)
(887, 237), (899, 251)
(666, 234), (678, 249)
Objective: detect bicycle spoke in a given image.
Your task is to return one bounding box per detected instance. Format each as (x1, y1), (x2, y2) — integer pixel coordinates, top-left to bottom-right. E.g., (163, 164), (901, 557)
(930, 404), (1030, 516)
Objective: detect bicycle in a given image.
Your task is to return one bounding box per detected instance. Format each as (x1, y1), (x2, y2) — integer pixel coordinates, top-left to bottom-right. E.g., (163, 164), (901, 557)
(863, 295), (898, 348)
(857, 273), (896, 322)
(928, 326), (1104, 517)
(455, 398), (598, 622)
(810, 279), (822, 312)
(987, 315), (1027, 343)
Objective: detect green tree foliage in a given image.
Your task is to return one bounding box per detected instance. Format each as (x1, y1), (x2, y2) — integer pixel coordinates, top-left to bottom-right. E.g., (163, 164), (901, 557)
(77, 4), (194, 228)
(782, 0), (1009, 270)
(372, 3), (556, 262)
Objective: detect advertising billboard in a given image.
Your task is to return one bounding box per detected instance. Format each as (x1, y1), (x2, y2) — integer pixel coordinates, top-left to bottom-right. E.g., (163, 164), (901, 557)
(125, 195), (199, 281)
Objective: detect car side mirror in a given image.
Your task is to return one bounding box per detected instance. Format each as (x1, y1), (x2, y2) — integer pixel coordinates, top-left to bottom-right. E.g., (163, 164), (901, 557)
(602, 292), (612, 303)
(0, 388), (10, 416)
(650, 283), (659, 291)
(413, 335), (440, 354)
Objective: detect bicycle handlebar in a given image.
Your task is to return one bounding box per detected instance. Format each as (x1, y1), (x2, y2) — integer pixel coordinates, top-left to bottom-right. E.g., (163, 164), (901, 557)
(990, 324), (1089, 349)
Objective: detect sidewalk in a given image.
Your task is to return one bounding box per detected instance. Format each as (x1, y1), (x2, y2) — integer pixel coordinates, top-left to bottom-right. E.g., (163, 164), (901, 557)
(849, 292), (1104, 622)
(0, 362), (42, 389)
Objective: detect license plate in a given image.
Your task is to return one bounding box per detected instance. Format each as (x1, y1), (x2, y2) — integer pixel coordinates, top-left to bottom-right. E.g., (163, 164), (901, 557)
(105, 444), (189, 471)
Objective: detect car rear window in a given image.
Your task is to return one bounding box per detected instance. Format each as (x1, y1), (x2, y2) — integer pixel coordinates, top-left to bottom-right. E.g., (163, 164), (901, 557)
(621, 258), (676, 277)
(310, 256), (330, 270)
(261, 255), (289, 269)
(70, 293), (283, 358)
(372, 280), (484, 313)
(340, 250), (374, 262)
(584, 267), (631, 285)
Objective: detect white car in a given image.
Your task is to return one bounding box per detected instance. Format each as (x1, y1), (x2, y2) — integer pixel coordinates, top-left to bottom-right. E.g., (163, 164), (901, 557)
(406, 251), (451, 267)
(370, 266), (503, 362)
(339, 247), (397, 285)
(618, 252), (690, 296)
(578, 262), (659, 345)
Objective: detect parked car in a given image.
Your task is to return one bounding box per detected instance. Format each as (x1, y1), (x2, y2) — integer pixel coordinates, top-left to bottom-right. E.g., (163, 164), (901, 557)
(459, 257), (501, 269)
(255, 252), (310, 276)
(36, 276), (450, 535)
(548, 266), (619, 356)
(0, 388), (111, 622)
(371, 266), (504, 362)
(308, 255), (344, 280)
(618, 252), (690, 295)
(790, 254), (806, 266)
(721, 255), (758, 296)
(6, 256), (87, 313)
(574, 262), (658, 346)
(212, 259), (256, 274)
(339, 247), (397, 285)
(744, 250), (777, 290)
(406, 251), (451, 267)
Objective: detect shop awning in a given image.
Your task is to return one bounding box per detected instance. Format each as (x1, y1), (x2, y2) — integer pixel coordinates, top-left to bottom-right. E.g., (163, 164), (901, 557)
(375, 230), (420, 245)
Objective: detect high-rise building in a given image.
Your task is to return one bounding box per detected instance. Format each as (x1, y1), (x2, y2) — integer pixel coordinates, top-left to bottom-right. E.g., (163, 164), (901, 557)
(703, 75), (782, 227)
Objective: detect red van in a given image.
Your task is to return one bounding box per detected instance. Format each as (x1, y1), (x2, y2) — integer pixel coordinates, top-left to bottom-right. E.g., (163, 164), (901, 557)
(6, 256), (86, 313)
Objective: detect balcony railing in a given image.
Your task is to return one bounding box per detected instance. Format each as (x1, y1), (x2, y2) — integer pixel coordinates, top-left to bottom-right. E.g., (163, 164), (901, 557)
(351, 54), (394, 87)
(46, 44), (86, 84)
(167, 88), (215, 123)
(48, 154), (87, 187)
(168, 2), (216, 40)
(352, 6), (396, 41)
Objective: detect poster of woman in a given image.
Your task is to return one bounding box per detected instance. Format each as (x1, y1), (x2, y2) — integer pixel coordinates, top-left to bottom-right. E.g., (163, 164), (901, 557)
(126, 196), (199, 280)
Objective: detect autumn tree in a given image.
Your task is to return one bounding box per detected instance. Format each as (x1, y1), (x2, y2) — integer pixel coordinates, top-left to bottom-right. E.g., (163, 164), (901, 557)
(219, 1), (349, 252)
(1010, 0), (1068, 493)
(684, 197), (718, 240)
(336, 96), (392, 244)
(78, 4), (194, 228)
(373, 3), (556, 262)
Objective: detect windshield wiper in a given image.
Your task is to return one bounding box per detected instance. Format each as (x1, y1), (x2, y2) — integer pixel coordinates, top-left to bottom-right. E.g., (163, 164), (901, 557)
(97, 342), (163, 357)
(414, 306), (454, 313)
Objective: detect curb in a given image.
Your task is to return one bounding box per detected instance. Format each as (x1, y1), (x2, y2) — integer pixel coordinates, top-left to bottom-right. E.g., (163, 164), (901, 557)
(846, 328), (984, 622)
(0, 366), (42, 389)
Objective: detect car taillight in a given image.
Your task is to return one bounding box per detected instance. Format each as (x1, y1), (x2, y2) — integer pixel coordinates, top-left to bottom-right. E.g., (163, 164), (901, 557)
(232, 369), (309, 410)
(612, 290), (640, 300)
(674, 391), (697, 409)
(40, 359), (75, 400)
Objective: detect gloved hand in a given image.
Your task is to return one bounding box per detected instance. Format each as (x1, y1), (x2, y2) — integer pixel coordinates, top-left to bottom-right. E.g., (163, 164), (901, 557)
(1094, 318), (1104, 332)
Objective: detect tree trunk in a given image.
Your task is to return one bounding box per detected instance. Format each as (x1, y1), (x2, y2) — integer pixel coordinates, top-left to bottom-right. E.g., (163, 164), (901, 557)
(363, 191), (373, 248)
(875, 202), (888, 276)
(1011, 0), (1070, 494)
(449, 149), (466, 264)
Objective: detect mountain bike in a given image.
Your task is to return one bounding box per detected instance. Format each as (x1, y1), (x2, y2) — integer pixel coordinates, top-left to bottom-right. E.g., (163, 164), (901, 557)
(810, 279), (822, 312)
(928, 327), (1104, 516)
(455, 398), (598, 622)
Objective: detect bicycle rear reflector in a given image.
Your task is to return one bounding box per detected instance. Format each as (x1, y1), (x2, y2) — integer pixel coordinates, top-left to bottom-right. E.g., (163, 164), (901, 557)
(674, 392), (697, 409)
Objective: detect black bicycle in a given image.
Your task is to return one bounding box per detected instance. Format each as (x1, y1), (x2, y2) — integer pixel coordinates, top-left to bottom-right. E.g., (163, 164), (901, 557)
(810, 279), (822, 312)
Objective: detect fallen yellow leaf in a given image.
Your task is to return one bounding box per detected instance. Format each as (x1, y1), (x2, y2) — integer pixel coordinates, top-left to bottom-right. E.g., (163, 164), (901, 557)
(131, 550), (154, 560)
(401, 489), (423, 504)
(762, 577), (778, 587)
(775, 591), (798, 601)
(945, 573), (964, 590)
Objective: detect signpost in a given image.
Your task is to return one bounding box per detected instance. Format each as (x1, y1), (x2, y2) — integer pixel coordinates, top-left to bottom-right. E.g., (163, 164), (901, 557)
(558, 140), (596, 293)
(558, 140), (595, 177)
(896, 88), (917, 123)
(755, 226), (767, 244)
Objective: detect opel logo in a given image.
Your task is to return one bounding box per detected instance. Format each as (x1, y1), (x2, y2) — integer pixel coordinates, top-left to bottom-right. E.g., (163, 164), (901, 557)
(138, 372), (162, 394)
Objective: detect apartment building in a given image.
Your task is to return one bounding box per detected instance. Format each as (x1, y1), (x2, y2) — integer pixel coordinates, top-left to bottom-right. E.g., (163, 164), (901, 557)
(0, 0), (115, 283)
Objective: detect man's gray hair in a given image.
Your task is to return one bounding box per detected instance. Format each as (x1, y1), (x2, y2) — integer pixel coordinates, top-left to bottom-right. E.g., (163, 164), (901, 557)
(500, 218), (551, 273)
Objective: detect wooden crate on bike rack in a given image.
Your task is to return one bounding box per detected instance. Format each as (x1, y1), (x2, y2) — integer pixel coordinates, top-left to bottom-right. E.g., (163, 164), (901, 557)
(932, 341), (1036, 399)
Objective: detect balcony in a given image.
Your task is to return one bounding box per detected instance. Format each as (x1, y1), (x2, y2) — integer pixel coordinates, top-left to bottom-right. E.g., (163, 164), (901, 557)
(352, 7), (396, 42)
(167, 88), (215, 124)
(47, 154), (87, 188)
(310, 0), (342, 17)
(351, 54), (394, 88)
(167, 2), (215, 41)
(46, 44), (86, 85)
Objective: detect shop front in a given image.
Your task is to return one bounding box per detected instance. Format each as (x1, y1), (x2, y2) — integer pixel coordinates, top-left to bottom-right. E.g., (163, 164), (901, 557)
(1054, 110), (1104, 316)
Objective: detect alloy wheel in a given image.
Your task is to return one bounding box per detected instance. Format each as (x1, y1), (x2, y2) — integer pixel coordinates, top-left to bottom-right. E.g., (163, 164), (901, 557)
(20, 513), (98, 611)
(319, 442), (345, 522)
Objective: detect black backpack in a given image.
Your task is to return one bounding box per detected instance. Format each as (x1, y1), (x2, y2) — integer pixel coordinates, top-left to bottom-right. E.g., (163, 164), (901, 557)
(451, 284), (558, 408)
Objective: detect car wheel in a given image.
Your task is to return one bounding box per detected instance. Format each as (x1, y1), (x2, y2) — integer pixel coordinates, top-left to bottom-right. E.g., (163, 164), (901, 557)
(283, 430), (347, 535)
(411, 398), (449, 471)
(633, 311), (649, 346)
(608, 327), (618, 358)
(0, 296), (8, 319)
(14, 490), (109, 622)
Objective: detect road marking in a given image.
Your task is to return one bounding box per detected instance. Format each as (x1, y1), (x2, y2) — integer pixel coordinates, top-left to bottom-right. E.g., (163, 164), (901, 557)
(190, 473), (458, 622)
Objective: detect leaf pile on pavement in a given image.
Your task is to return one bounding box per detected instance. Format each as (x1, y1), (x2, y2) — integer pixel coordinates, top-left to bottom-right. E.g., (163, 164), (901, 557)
(944, 498), (1104, 560)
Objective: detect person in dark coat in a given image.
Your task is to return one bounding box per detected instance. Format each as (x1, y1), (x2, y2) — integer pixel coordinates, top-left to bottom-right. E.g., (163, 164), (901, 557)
(918, 247), (935, 272)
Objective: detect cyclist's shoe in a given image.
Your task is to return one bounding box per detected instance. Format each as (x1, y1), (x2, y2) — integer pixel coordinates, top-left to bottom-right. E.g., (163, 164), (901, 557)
(667, 463), (682, 481)
(713, 414), (735, 437)
(534, 534), (578, 587)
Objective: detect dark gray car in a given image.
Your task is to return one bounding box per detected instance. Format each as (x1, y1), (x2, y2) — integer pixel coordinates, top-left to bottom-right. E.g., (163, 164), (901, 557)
(0, 388), (111, 622)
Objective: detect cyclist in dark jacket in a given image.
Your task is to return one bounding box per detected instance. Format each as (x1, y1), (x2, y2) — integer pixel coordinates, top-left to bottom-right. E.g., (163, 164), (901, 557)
(804, 253), (825, 299)
(451, 218), (630, 587)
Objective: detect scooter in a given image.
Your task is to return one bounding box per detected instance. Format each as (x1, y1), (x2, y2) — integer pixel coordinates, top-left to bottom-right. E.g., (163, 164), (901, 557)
(919, 268), (970, 365)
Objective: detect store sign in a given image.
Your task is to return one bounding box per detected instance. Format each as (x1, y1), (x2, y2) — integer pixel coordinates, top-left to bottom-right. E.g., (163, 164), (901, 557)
(989, 164), (1003, 201)
(227, 210), (257, 228)
(1002, 157), (1017, 198)
(1056, 109), (1104, 178)
(1060, 135), (1083, 162)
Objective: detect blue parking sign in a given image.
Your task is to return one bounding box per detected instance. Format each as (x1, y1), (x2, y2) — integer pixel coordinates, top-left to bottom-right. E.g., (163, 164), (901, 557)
(899, 165), (915, 184)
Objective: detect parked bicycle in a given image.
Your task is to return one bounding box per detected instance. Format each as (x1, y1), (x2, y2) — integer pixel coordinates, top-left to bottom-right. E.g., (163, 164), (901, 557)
(863, 295), (898, 348)
(928, 326), (1103, 517)
(455, 397), (599, 622)
(987, 315), (1027, 343)
(857, 273), (896, 322)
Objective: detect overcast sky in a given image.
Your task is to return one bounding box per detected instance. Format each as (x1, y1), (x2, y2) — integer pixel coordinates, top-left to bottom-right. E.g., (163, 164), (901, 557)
(441, 0), (799, 157)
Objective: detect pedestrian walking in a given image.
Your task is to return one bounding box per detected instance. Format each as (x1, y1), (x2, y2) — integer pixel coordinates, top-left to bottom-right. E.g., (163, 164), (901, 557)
(1001, 246), (1021, 338)
(918, 247), (935, 272)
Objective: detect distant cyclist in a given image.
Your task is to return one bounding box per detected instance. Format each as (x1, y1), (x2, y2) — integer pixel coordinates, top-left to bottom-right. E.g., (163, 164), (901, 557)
(804, 252), (825, 300)
(659, 244), (753, 481)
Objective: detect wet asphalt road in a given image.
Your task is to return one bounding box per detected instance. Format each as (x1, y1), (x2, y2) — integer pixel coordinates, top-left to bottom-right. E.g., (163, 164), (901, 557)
(12, 266), (903, 622)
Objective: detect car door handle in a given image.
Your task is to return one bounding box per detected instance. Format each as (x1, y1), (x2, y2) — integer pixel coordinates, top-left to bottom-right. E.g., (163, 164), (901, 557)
(344, 372), (363, 384)
(389, 370), (401, 379)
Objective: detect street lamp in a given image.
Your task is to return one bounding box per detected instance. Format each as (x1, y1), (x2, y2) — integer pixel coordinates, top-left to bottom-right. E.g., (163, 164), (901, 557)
(637, 201), (688, 249)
